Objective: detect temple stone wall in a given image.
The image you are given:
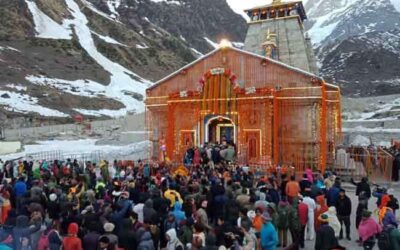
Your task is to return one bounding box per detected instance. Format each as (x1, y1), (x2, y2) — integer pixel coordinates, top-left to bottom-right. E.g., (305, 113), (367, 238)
(244, 17), (318, 75)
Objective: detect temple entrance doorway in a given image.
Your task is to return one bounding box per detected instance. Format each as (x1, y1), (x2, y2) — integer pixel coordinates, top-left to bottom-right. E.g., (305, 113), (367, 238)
(206, 116), (236, 144)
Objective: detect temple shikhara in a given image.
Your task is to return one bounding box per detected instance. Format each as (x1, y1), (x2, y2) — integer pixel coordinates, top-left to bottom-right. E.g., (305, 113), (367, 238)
(145, 0), (342, 172)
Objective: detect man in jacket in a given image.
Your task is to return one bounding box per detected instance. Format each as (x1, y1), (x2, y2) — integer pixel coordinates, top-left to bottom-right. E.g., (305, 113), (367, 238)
(13, 215), (41, 250)
(335, 189), (352, 240)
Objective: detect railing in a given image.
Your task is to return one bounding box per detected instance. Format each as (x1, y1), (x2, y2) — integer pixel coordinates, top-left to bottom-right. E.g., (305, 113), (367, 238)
(330, 147), (394, 182)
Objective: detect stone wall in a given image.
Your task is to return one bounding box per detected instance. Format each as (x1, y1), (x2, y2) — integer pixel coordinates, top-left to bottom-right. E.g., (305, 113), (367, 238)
(244, 17), (317, 74)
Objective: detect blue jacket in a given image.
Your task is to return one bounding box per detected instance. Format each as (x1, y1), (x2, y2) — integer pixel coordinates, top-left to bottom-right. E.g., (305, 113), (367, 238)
(260, 222), (278, 250)
(172, 202), (186, 224)
(383, 210), (398, 227)
(14, 181), (27, 197)
(326, 186), (340, 207)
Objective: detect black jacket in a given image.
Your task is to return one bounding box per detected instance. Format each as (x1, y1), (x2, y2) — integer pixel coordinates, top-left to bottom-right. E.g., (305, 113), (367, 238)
(315, 224), (338, 250)
(118, 219), (137, 250)
(355, 181), (371, 199)
(335, 196), (352, 216)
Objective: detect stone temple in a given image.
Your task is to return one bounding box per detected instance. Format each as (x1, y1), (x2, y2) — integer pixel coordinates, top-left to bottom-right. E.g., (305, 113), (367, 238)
(244, 0), (318, 74)
(145, 0), (341, 172)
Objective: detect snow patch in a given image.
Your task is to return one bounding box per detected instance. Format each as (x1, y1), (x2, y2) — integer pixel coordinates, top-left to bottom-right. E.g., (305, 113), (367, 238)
(343, 126), (400, 133)
(81, 0), (121, 23)
(390, 0), (400, 12)
(150, 0), (182, 5)
(0, 46), (20, 52)
(351, 135), (371, 146)
(107, 0), (121, 18)
(179, 35), (186, 42)
(64, 0), (151, 115)
(0, 139), (149, 162)
(25, 0), (72, 40)
(92, 31), (127, 46)
(204, 37), (218, 48)
(5, 84), (27, 92)
(190, 48), (203, 58)
(0, 91), (67, 117)
(136, 43), (149, 49)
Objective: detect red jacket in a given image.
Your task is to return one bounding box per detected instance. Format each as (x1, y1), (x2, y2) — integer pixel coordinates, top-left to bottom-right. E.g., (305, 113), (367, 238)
(63, 223), (82, 250)
(298, 202), (308, 226)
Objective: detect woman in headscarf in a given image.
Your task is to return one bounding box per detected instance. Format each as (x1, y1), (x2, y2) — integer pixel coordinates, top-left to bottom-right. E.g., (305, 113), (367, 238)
(166, 228), (184, 250)
(358, 210), (382, 250)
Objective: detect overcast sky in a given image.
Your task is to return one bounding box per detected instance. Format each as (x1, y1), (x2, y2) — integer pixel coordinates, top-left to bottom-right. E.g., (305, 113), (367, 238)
(226, 0), (308, 19)
(226, 0), (270, 19)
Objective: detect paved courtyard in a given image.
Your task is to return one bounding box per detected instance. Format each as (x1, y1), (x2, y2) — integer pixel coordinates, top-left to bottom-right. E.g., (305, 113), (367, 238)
(300, 182), (400, 250)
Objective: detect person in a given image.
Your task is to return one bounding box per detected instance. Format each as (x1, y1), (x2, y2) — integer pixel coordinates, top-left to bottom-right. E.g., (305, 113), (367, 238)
(165, 228), (184, 250)
(288, 198), (302, 249)
(260, 212), (278, 250)
(314, 195), (328, 232)
(239, 219), (257, 250)
(62, 222), (82, 250)
(118, 219), (137, 250)
(13, 215), (41, 250)
(315, 214), (339, 250)
(351, 177), (371, 201)
(335, 189), (352, 240)
(356, 191), (369, 228)
(302, 191), (316, 241)
(326, 179), (340, 207)
(276, 200), (290, 247)
(102, 222), (118, 247)
(299, 174), (312, 194)
(192, 223), (206, 250)
(252, 207), (264, 233)
(285, 176), (300, 204)
(98, 236), (113, 250)
(82, 222), (100, 250)
(297, 198), (308, 248)
(380, 205), (398, 227)
(196, 200), (211, 230)
(389, 225), (400, 249)
(358, 210), (382, 250)
(137, 228), (155, 250)
(323, 207), (341, 238)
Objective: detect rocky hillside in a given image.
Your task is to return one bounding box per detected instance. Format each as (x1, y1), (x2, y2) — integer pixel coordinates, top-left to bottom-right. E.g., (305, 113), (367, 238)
(0, 0), (246, 125)
(304, 0), (400, 97)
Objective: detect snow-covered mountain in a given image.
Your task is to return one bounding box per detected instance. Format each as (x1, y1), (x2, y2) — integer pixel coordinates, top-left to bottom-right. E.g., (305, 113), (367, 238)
(0, 0), (246, 124)
(304, 0), (400, 97)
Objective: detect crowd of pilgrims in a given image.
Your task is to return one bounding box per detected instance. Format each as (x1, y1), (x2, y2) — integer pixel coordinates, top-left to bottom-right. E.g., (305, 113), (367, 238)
(0, 157), (399, 250)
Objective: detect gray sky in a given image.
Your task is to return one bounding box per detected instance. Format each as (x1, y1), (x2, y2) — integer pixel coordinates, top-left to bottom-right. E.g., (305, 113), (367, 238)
(226, 0), (270, 19)
(226, 0), (308, 19)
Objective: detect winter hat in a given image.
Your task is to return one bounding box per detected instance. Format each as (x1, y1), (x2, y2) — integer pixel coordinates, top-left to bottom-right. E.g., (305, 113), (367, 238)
(247, 210), (256, 220)
(103, 222), (115, 233)
(362, 210), (372, 218)
(49, 193), (57, 202)
(68, 223), (79, 235)
(318, 214), (329, 223)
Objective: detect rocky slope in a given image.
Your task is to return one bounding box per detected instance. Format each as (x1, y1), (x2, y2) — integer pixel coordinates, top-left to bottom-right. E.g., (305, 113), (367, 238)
(0, 0), (246, 125)
(304, 0), (400, 97)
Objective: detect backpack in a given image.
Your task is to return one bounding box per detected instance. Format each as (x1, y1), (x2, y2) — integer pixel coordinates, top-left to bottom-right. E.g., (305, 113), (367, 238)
(38, 230), (54, 250)
(377, 226), (394, 250)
